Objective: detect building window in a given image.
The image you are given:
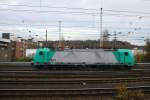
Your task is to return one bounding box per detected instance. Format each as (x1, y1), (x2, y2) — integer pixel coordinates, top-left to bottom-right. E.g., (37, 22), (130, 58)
(4, 54), (8, 58)
(1, 48), (4, 50)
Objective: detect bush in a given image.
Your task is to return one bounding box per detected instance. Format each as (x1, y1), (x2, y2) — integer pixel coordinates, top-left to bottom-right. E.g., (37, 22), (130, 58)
(114, 84), (144, 100)
(144, 39), (150, 62)
(15, 57), (33, 62)
(135, 53), (145, 63)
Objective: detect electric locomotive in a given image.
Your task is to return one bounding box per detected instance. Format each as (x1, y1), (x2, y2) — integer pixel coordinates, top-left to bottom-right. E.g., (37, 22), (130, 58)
(33, 48), (135, 70)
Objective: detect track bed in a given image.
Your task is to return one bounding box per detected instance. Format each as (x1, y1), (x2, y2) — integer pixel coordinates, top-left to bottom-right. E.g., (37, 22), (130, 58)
(34, 64), (132, 71)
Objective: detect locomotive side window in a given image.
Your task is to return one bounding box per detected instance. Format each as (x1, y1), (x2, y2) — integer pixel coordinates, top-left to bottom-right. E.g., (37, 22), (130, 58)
(39, 51), (43, 55)
(124, 52), (128, 56)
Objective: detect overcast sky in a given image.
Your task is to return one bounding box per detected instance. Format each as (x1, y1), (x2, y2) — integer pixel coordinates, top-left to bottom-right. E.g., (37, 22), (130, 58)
(0, 0), (150, 45)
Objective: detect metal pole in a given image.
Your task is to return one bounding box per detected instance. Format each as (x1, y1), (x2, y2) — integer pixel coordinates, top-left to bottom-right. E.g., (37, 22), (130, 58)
(100, 8), (103, 48)
(59, 21), (62, 48)
(46, 29), (47, 48)
(40, 0), (42, 7)
(114, 32), (117, 49)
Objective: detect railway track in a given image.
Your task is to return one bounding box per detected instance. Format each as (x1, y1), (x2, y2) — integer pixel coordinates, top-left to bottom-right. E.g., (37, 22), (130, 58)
(0, 70), (150, 80)
(0, 63), (150, 98)
(0, 86), (150, 96)
(0, 70), (150, 91)
(0, 77), (150, 89)
(0, 62), (149, 71)
(3, 76), (150, 83)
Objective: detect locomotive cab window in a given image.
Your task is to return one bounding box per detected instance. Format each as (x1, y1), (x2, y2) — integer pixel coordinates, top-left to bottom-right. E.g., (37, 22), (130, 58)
(39, 51), (43, 55)
(124, 52), (128, 56)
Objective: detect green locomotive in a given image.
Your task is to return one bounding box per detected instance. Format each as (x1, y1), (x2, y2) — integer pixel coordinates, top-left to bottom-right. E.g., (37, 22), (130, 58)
(33, 48), (135, 70)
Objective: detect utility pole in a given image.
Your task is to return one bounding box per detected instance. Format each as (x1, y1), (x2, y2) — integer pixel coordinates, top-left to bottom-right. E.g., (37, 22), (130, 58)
(59, 21), (61, 44)
(114, 31), (117, 49)
(58, 21), (64, 49)
(45, 29), (47, 48)
(39, 0), (42, 7)
(58, 21), (61, 49)
(100, 8), (103, 48)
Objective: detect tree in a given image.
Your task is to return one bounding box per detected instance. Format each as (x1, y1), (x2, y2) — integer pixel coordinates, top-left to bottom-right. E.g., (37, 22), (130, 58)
(103, 29), (110, 49)
(115, 84), (144, 100)
(135, 53), (145, 63)
(145, 39), (150, 62)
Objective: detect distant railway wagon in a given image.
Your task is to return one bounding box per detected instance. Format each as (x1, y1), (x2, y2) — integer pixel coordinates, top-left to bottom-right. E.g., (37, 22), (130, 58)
(33, 48), (135, 70)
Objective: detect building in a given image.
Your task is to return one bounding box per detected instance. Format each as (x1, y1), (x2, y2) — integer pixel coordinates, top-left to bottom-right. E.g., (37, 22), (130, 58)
(0, 38), (15, 61)
(0, 38), (28, 61)
(132, 48), (145, 55)
(2, 33), (10, 39)
(14, 42), (24, 59)
(0, 32), (36, 61)
(14, 39), (28, 60)
(26, 49), (36, 58)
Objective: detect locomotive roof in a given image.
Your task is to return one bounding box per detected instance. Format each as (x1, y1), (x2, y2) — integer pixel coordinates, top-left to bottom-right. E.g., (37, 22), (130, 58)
(36, 48), (131, 52)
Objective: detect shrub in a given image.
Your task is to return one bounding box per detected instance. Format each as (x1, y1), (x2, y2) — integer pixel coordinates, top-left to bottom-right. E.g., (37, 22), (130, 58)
(135, 53), (145, 63)
(15, 57), (32, 62)
(114, 84), (144, 100)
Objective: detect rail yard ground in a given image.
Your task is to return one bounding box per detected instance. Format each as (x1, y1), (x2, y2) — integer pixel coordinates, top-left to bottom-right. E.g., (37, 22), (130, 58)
(0, 62), (150, 100)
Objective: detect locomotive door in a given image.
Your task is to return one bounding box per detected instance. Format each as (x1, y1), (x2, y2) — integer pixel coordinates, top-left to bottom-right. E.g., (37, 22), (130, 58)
(123, 52), (129, 64)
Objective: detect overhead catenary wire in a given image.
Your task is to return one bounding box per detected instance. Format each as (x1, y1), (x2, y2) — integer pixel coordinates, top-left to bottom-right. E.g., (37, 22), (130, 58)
(1, 3), (150, 15)
(0, 8), (98, 15)
(104, 13), (150, 18)
(0, 3), (99, 11)
(0, 24), (147, 31)
(0, 5), (150, 18)
(0, 4), (149, 44)
(0, 8), (150, 19)
(1, 24), (150, 31)
(0, 3), (150, 22)
(104, 9), (150, 15)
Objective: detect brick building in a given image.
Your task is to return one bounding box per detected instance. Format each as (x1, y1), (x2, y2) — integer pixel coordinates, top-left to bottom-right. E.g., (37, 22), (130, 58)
(0, 38), (29, 61)
(14, 42), (24, 59)
(0, 38), (15, 61)
(0, 32), (38, 61)
(14, 39), (28, 60)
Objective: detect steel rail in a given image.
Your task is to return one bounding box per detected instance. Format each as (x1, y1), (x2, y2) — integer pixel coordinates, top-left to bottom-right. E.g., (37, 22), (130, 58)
(1, 77), (150, 83)
(0, 70), (150, 80)
(0, 86), (150, 96)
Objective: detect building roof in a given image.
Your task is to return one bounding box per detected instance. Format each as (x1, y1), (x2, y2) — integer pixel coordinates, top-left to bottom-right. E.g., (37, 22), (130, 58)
(0, 38), (10, 43)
